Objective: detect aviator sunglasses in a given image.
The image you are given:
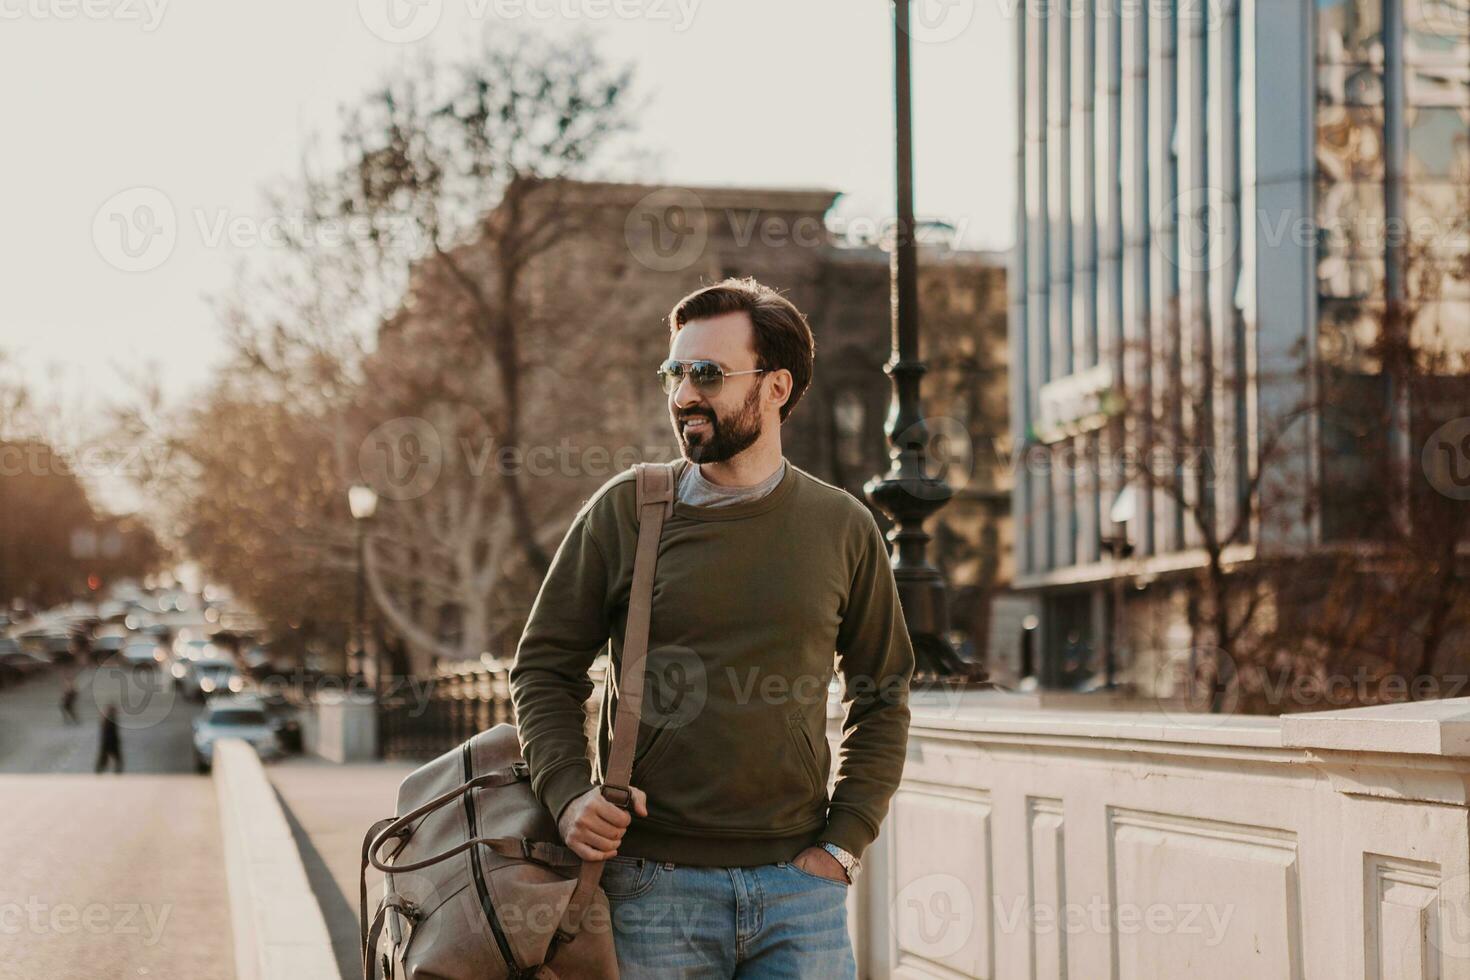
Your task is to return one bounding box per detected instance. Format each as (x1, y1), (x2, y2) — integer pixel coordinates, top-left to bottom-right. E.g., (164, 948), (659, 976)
(656, 358), (765, 396)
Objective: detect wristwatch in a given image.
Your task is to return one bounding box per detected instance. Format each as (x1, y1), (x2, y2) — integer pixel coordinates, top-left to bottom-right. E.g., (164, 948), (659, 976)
(819, 841), (860, 882)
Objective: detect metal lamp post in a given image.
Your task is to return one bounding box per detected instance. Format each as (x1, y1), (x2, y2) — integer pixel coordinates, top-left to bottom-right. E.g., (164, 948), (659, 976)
(348, 484), (379, 691)
(864, 0), (984, 683)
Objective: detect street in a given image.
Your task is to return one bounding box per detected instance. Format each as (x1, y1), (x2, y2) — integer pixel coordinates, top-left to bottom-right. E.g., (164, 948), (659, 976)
(0, 669), (204, 774)
(0, 671), (234, 980)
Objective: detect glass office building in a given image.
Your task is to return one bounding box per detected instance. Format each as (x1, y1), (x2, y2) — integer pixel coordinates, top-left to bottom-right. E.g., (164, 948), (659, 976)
(1009, 0), (1469, 687)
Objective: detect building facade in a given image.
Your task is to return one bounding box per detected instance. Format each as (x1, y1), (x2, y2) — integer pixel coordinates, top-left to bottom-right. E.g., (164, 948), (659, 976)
(383, 181), (1014, 669)
(1010, 1), (1470, 689)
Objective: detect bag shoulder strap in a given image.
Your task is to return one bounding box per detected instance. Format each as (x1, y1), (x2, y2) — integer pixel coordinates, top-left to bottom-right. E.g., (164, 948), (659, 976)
(604, 460), (675, 800)
(362, 462), (678, 977)
(549, 460), (675, 956)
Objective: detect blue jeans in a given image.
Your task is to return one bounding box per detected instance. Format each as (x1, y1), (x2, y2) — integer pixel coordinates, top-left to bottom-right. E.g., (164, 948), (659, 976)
(600, 855), (857, 979)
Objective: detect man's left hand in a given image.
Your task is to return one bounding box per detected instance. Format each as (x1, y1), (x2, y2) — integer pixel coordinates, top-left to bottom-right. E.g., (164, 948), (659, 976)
(792, 846), (849, 884)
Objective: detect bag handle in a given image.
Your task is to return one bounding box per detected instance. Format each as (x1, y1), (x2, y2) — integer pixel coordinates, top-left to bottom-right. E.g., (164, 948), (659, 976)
(548, 461), (676, 957)
(358, 764), (577, 978)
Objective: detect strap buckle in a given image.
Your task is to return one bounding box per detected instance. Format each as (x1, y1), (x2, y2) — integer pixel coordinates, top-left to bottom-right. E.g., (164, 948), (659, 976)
(600, 784), (632, 810)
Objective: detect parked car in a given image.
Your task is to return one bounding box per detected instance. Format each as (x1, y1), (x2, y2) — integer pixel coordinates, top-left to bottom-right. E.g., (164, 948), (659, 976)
(191, 696), (282, 772)
(256, 692), (303, 754)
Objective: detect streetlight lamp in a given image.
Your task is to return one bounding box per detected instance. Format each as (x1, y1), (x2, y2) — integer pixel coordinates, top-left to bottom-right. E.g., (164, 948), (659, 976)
(865, 0), (985, 684)
(348, 484), (379, 691)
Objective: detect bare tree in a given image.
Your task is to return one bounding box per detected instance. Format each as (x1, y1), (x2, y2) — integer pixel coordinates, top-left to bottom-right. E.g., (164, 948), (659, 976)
(144, 31), (639, 673)
(1119, 194), (1470, 713)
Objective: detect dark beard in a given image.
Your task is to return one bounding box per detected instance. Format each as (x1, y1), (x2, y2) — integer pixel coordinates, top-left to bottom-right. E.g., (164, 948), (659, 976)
(675, 381), (764, 464)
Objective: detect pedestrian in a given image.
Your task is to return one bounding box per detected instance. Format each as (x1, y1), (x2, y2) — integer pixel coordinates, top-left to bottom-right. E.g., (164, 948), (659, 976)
(509, 278), (915, 979)
(59, 669), (79, 724)
(95, 703), (123, 773)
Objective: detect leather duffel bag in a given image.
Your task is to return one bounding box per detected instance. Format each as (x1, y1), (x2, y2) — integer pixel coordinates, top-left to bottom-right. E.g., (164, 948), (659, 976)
(358, 461), (675, 979)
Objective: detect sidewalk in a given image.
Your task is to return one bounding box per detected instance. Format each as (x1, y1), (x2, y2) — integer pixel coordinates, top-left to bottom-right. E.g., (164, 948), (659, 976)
(0, 774), (234, 980)
(267, 756), (417, 980)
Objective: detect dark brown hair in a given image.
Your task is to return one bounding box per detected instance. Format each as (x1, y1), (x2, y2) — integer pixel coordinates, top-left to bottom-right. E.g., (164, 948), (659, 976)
(668, 277), (815, 423)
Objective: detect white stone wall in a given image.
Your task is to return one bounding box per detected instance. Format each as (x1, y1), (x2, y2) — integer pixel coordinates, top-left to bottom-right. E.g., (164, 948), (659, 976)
(839, 690), (1470, 978)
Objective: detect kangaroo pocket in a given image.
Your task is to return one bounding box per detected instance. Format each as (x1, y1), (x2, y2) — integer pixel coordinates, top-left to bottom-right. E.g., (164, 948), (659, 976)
(630, 705), (829, 836)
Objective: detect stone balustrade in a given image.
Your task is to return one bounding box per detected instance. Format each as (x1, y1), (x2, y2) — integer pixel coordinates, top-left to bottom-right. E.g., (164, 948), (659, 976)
(838, 690), (1470, 979)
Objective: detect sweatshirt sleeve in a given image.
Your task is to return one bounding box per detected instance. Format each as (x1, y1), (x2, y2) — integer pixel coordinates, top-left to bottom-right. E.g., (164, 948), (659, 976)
(509, 510), (611, 825)
(821, 511), (915, 863)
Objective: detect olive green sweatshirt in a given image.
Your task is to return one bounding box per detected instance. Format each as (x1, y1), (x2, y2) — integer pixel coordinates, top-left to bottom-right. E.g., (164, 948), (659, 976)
(508, 457), (914, 867)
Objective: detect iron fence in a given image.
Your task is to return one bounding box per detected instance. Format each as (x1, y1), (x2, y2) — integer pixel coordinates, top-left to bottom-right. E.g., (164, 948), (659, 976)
(378, 659), (607, 762)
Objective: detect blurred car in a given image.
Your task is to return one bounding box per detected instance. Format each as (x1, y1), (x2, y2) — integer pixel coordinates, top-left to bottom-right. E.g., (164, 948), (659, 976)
(191, 696), (282, 772)
(120, 640), (166, 671)
(0, 645), (52, 685)
(170, 638), (214, 688)
(173, 637), (215, 662)
(255, 692), (303, 754)
(91, 635), (126, 663)
(190, 657), (243, 700)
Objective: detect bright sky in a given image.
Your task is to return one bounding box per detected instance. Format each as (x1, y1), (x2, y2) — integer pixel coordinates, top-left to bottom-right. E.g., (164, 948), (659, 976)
(0, 0), (1014, 444)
